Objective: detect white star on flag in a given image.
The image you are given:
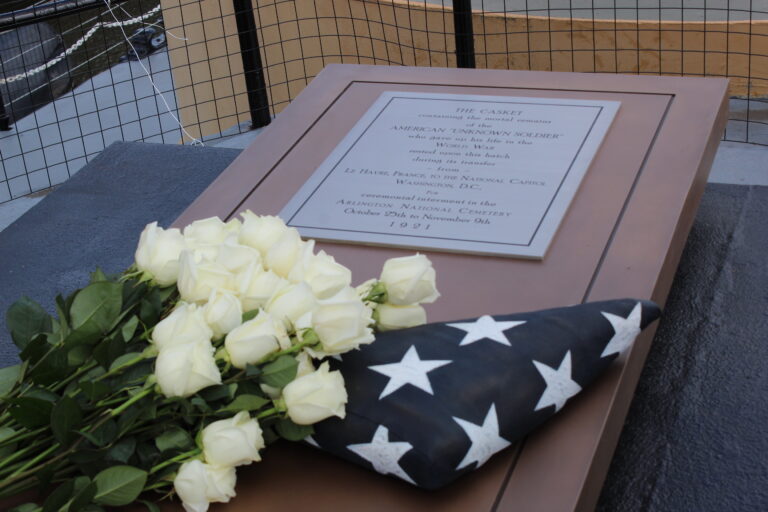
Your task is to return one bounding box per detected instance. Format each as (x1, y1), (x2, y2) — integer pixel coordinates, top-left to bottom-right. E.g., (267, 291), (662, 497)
(532, 351), (582, 413)
(600, 302), (643, 357)
(453, 403), (511, 470)
(446, 315), (526, 347)
(368, 345), (452, 399)
(347, 425), (416, 484)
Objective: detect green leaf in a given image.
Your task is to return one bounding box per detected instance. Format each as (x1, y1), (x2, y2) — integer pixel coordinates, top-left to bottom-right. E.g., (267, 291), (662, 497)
(92, 336), (124, 370)
(109, 352), (142, 372)
(135, 442), (160, 469)
(90, 268), (108, 283)
(92, 465), (147, 506)
(245, 363), (261, 378)
(7, 297), (52, 350)
(67, 344), (92, 367)
(70, 282), (123, 340)
(9, 397), (54, 428)
(117, 403), (148, 437)
(262, 424), (279, 444)
(42, 480), (74, 512)
(121, 316), (140, 342)
(69, 478), (97, 512)
(275, 419), (314, 441)
(19, 334), (50, 365)
(0, 427), (17, 458)
(242, 309), (259, 322)
(121, 280), (148, 311)
(0, 364), (21, 397)
(138, 290), (162, 327)
(190, 397), (211, 413)
(155, 427), (193, 453)
(8, 504), (41, 512)
(80, 419), (117, 447)
(28, 347), (68, 386)
(55, 294), (70, 323)
(219, 394), (270, 414)
(198, 384), (235, 402)
(260, 355), (298, 388)
(79, 381), (111, 402)
(107, 437), (137, 464)
(51, 396), (83, 445)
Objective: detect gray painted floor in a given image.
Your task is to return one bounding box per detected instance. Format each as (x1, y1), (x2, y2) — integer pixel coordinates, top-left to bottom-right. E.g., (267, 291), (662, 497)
(0, 49), (180, 202)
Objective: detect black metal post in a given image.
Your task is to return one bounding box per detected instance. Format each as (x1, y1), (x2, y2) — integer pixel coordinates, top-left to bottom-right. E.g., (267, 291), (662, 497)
(0, 90), (10, 131)
(233, 0), (271, 129)
(452, 0), (476, 68)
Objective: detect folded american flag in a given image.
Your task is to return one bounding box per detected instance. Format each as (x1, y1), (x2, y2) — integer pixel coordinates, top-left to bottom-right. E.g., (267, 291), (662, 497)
(309, 298), (661, 489)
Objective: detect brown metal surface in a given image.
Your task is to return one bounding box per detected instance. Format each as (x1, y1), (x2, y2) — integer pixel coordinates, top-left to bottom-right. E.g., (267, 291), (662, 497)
(175, 65), (729, 512)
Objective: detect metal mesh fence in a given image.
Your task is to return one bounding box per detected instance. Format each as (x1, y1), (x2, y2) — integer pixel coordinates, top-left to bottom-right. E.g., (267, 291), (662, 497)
(1, 0), (766, 204)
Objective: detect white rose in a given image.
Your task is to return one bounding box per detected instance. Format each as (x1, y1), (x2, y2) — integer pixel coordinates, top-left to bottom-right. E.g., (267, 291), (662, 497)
(265, 281), (318, 329)
(374, 303), (427, 331)
(290, 250), (351, 299)
(265, 228), (307, 278)
(151, 302), (213, 350)
(216, 239), (261, 274)
(202, 289), (243, 339)
(225, 310), (290, 368)
(202, 411), (264, 467)
(155, 339), (221, 398)
(174, 460), (236, 512)
(238, 212), (289, 256)
(183, 217), (239, 247)
(380, 254), (440, 305)
(282, 362), (347, 425)
(237, 263), (287, 312)
(295, 350), (315, 378)
(134, 222), (186, 286)
(178, 251), (237, 303)
(312, 301), (374, 355)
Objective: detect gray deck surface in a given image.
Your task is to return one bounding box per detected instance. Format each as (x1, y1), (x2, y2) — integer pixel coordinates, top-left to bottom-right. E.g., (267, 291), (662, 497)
(0, 141), (765, 510)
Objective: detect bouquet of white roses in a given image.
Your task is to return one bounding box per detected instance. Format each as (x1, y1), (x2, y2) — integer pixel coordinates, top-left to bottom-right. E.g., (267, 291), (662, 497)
(0, 212), (439, 512)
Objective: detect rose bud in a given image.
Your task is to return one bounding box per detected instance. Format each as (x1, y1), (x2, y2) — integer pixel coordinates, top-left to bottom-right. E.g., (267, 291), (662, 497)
(237, 262), (287, 312)
(202, 289), (243, 339)
(151, 302), (213, 350)
(178, 251), (237, 303)
(265, 228), (306, 278)
(215, 238), (261, 274)
(265, 281), (318, 329)
(224, 310), (290, 368)
(282, 361), (348, 425)
(374, 303), (427, 331)
(134, 222), (186, 286)
(238, 211), (289, 256)
(202, 411), (265, 467)
(312, 300), (375, 355)
(155, 339), (221, 398)
(380, 253), (440, 305)
(174, 460), (236, 512)
(183, 216), (239, 246)
(290, 250), (352, 299)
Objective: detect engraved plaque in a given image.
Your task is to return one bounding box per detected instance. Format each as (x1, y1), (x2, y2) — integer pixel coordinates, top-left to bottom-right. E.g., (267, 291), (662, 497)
(280, 91), (619, 258)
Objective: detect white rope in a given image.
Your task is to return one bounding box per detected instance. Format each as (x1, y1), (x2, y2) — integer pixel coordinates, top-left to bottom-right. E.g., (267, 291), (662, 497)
(101, 0), (203, 146)
(0, 3), (162, 85)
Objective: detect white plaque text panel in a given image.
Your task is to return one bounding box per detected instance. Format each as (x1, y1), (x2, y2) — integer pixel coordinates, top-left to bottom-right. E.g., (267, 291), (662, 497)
(280, 91), (619, 258)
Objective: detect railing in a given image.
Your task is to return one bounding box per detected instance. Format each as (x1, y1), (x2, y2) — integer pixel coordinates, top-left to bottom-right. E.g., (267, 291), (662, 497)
(1, 0), (767, 204)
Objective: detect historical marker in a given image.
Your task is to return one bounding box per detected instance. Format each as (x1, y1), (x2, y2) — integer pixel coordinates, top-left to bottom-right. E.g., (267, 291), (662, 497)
(280, 91), (619, 258)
